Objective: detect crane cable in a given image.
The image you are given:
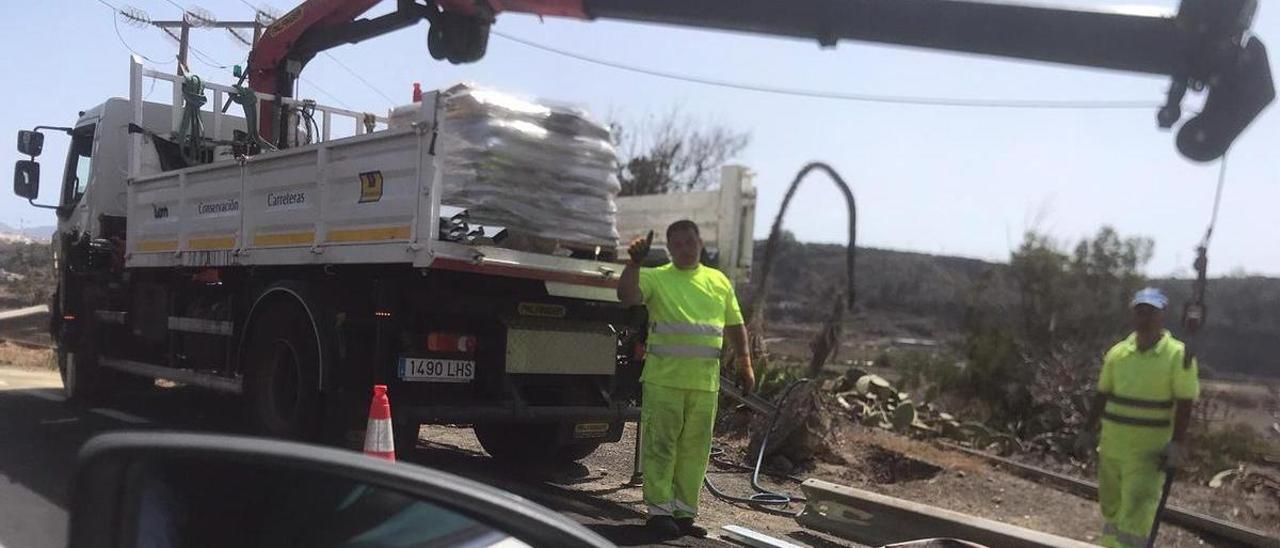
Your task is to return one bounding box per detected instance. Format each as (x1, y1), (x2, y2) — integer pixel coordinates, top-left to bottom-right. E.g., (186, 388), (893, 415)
(1184, 154), (1229, 354)
(1147, 154), (1228, 547)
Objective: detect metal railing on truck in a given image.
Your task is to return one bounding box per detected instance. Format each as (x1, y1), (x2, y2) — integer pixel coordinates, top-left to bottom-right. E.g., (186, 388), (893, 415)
(126, 55), (389, 179)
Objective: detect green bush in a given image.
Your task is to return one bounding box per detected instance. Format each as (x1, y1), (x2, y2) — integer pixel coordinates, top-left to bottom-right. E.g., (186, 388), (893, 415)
(754, 362), (808, 401)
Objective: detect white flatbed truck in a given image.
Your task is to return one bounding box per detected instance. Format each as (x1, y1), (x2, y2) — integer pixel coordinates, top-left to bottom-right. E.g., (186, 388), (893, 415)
(11, 58), (755, 461)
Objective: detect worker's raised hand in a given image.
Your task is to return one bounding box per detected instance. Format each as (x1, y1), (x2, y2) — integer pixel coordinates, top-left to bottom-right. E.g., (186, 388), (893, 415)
(628, 231), (654, 264)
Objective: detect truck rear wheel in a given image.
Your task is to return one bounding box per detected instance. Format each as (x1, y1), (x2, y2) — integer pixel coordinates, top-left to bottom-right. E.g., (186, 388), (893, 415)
(473, 423), (603, 465)
(395, 421), (422, 454)
(244, 301), (322, 440)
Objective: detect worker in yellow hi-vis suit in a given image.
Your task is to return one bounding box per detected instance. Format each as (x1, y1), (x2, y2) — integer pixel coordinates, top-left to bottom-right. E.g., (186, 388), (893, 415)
(619, 220), (755, 540)
(1080, 287), (1199, 548)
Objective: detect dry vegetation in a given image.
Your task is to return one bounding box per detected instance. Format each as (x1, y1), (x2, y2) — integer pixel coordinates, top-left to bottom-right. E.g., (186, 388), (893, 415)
(0, 343), (54, 370)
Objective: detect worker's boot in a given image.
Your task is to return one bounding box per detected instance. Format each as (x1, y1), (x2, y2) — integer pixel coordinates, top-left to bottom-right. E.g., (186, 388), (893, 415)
(645, 516), (681, 539)
(676, 517), (707, 538)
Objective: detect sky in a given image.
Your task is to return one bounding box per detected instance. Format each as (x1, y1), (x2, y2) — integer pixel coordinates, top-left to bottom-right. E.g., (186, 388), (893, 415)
(0, 0), (1276, 277)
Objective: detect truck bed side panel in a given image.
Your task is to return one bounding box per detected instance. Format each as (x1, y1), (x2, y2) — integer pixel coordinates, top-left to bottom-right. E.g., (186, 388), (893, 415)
(127, 129), (430, 268)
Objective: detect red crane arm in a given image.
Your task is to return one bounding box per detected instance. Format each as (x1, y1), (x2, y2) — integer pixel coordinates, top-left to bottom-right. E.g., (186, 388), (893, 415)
(245, 0), (1272, 161)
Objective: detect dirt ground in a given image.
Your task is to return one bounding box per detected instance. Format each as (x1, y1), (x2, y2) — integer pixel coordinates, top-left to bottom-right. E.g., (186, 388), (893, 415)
(1200, 378), (1280, 440)
(0, 342), (54, 370)
(407, 423), (858, 547)
(9, 336), (1275, 547)
(416, 409), (1275, 548)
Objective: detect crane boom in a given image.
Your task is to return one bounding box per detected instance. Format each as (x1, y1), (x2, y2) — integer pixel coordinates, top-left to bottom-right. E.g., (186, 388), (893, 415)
(248, 0), (1273, 161)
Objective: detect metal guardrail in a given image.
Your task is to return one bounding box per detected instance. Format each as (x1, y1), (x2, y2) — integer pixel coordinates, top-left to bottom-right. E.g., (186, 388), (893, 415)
(797, 479), (1095, 548)
(0, 305), (53, 349)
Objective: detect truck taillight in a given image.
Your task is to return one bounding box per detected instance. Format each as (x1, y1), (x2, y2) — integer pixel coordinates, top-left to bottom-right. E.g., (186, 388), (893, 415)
(427, 332), (476, 354)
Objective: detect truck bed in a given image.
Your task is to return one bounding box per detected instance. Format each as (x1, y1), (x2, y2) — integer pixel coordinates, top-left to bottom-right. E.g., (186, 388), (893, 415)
(125, 95), (624, 289)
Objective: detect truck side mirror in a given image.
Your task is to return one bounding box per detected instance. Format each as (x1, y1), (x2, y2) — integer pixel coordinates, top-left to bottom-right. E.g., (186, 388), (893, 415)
(14, 160), (39, 200)
(17, 130), (43, 157)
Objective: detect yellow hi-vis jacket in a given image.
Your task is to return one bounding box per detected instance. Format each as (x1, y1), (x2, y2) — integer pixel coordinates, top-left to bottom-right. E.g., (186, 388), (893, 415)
(639, 263), (744, 392)
(1098, 330), (1200, 459)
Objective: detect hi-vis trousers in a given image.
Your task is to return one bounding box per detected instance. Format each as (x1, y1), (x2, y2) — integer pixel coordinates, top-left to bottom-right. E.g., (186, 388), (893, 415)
(641, 382), (717, 518)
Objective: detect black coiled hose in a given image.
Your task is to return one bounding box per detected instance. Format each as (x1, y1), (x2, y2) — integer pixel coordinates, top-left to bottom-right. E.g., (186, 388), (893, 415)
(704, 379), (811, 506)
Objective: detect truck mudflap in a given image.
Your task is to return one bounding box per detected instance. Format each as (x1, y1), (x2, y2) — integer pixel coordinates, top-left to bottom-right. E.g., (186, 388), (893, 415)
(399, 403), (639, 424)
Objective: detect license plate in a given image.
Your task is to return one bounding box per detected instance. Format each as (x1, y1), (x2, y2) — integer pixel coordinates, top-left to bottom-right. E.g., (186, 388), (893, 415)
(397, 358), (475, 383)
(574, 422), (611, 439)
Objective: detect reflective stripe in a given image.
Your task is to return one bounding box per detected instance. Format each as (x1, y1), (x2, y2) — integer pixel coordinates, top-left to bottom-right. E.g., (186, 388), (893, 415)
(1116, 530), (1148, 547)
(673, 499), (697, 517)
(1103, 412), (1170, 428)
(647, 502), (675, 517)
(651, 322), (723, 337)
(1109, 394), (1173, 409)
(647, 344), (722, 359)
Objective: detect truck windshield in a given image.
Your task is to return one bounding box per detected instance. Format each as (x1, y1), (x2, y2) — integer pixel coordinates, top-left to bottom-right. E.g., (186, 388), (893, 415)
(62, 123), (96, 207)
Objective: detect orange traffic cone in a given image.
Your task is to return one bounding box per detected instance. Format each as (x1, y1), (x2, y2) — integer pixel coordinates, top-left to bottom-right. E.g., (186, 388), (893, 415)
(363, 384), (395, 461)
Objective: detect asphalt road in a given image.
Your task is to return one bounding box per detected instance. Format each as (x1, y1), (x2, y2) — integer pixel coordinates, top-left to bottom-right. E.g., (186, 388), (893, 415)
(0, 366), (758, 548)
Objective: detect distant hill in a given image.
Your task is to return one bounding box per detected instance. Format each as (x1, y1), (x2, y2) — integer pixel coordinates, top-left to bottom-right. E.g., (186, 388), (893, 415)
(0, 222), (54, 243)
(748, 240), (1279, 379)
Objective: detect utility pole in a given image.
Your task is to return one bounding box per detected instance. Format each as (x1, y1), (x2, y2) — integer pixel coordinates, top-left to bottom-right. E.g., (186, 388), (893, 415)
(149, 19), (266, 76)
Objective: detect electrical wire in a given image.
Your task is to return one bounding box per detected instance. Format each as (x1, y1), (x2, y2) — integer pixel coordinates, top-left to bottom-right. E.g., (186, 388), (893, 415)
(134, 3), (352, 113)
(228, 5), (389, 107)
(300, 77), (354, 109)
(100, 0), (172, 65)
(321, 52), (397, 106)
(492, 30), (1163, 110)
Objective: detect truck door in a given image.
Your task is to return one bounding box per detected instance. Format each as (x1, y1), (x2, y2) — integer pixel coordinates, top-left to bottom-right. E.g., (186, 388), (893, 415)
(58, 123), (97, 230)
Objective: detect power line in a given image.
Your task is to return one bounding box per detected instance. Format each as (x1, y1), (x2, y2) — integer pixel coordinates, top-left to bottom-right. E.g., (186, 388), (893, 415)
(320, 52), (397, 106)
(103, 2), (376, 112)
(99, 0), (173, 65)
(491, 30), (1162, 110)
(234, 0), (263, 13)
(226, 5), (395, 107)
(300, 77), (353, 109)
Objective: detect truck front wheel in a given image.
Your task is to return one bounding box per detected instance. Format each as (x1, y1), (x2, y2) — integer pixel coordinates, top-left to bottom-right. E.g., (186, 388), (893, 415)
(244, 301), (322, 440)
(58, 346), (105, 406)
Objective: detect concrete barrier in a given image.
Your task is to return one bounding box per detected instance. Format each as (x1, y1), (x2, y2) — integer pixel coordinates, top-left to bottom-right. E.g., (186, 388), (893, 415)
(796, 479), (1096, 548)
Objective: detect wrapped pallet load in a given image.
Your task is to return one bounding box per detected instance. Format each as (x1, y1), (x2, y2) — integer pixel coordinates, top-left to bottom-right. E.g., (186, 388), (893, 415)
(439, 83), (621, 254)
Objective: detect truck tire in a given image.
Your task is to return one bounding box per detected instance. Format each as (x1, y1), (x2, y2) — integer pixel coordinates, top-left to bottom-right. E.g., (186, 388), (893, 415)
(58, 346), (105, 406)
(555, 440), (604, 463)
(244, 301), (322, 440)
(473, 423), (603, 464)
(394, 420), (422, 454)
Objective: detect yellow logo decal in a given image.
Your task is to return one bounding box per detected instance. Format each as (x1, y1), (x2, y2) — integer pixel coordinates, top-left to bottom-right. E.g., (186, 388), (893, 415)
(518, 303), (566, 318)
(266, 7), (304, 38)
(358, 171), (384, 203)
